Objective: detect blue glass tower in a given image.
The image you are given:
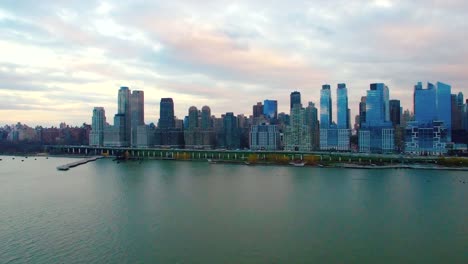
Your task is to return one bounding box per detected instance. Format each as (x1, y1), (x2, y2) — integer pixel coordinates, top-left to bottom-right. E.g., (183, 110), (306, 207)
(359, 83), (394, 153)
(414, 82), (437, 124)
(320, 85), (332, 129)
(436, 82), (452, 141)
(365, 83), (390, 127)
(263, 100), (278, 121)
(337, 83), (349, 129)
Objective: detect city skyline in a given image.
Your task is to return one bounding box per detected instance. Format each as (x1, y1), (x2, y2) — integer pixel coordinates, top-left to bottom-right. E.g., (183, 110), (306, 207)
(0, 81), (465, 128)
(1, 1), (468, 126)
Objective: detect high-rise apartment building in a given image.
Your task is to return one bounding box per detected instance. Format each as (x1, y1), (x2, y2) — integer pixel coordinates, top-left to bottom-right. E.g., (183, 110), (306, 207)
(118, 87), (131, 145)
(365, 83), (390, 126)
(253, 102), (264, 118)
(89, 107), (106, 146)
(359, 83), (394, 153)
(130, 90), (144, 146)
(436, 82), (452, 141)
(319, 84), (350, 151)
(359, 96), (366, 128)
(320, 85), (332, 129)
(250, 125), (280, 150)
(223, 112), (240, 149)
(284, 104), (312, 151)
(158, 98), (175, 129)
(337, 83), (349, 129)
(305, 102), (319, 150)
(389, 99), (401, 126)
(201, 106), (212, 130)
(263, 100), (278, 122)
(290, 91), (301, 110)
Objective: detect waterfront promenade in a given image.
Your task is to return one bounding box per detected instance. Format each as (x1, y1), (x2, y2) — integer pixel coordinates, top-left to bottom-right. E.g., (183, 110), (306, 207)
(46, 145), (468, 170)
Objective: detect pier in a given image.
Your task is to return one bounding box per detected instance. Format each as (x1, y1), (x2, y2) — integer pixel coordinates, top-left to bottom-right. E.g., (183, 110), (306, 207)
(57, 156), (103, 171)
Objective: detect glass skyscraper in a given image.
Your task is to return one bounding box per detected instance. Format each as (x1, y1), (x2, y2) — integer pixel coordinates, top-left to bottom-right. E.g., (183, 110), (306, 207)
(365, 83), (390, 127)
(320, 85), (332, 129)
(90, 107), (106, 146)
(359, 96), (366, 128)
(359, 83), (394, 153)
(337, 83), (349, 129)
(223, 112), (240, 149)
(389, 99), (401, 126)
(118, 86), (131, 145)
(130, 90), (144, 147)
(158, 98), (175, 129)
(263, 100), (278, 121)
(436, 82), (452, 141)
(414, 82), (437, 124)
(290, 91), (301, 110)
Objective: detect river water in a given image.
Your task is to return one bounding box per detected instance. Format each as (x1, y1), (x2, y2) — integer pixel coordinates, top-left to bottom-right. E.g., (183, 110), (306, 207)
(0, 156), (467, 263)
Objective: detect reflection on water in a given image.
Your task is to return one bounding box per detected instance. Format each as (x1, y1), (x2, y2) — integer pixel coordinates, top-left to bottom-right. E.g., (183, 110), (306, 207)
(0, 157), (467, 263)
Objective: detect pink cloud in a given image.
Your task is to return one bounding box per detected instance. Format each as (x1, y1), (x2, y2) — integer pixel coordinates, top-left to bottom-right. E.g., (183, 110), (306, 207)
(131, 16), (328, 89)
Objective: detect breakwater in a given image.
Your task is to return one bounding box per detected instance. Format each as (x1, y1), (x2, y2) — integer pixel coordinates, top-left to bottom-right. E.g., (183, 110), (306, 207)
(57, 156), (103, 171)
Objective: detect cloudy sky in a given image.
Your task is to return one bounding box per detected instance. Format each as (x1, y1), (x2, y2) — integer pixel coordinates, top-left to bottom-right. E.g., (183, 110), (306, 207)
(0, 0), (467, 126)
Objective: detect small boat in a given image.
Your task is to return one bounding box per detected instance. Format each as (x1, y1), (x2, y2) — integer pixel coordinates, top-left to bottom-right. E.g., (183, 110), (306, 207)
(289, 161), (306, 167)
(207, 159), (217, 164)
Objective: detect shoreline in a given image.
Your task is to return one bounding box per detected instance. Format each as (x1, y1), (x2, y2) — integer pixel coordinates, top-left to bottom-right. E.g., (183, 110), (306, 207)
(2, 153), (467, 171)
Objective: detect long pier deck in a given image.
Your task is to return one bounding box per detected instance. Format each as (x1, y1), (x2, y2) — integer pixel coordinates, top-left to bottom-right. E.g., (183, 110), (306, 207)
(57, 156), (103, 171)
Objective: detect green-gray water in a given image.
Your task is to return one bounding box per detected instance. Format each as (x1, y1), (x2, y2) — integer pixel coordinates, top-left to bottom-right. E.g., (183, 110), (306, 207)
(1, 156), (467, 263)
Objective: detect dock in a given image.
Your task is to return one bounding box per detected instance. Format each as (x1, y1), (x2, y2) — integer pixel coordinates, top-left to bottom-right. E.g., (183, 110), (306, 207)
(57, 156), (103, 171)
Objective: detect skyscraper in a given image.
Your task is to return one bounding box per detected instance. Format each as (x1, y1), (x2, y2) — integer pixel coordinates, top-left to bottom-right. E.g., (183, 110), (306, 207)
(158, 98), (175, 129)
(389, 99), (401, 126)
(284, 104), (312, 151)
(184, 106), (201, 148)
(451, 94), (463, 130)
(436, 82), (452, 141)
(253, 102), (264, 118)
(463, 99), (468, 131)
(90, 107), (106, 146)
(201, 106), (212, 130)
(188, 106), (199, 129)
(263, 100), (278, 122)
(290, 91), (301, 110)
(118, 87), (131, 145)
(320, 85), (332, 129)
(359, 96), (366, 129)
(414, 82), (437, 124)
(130, 90), (144, 146)
(223, 112), (240, 149)
(305, 102), (319, 150)
(359, 83), (394, 153)
(456, 92), (464, 107)
(365, 83), (390, 126)
(337, 83), (349, 129)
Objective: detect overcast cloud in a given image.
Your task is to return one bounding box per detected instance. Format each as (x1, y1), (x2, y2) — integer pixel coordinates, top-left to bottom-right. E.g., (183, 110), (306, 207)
(0, 0), (467, 126)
